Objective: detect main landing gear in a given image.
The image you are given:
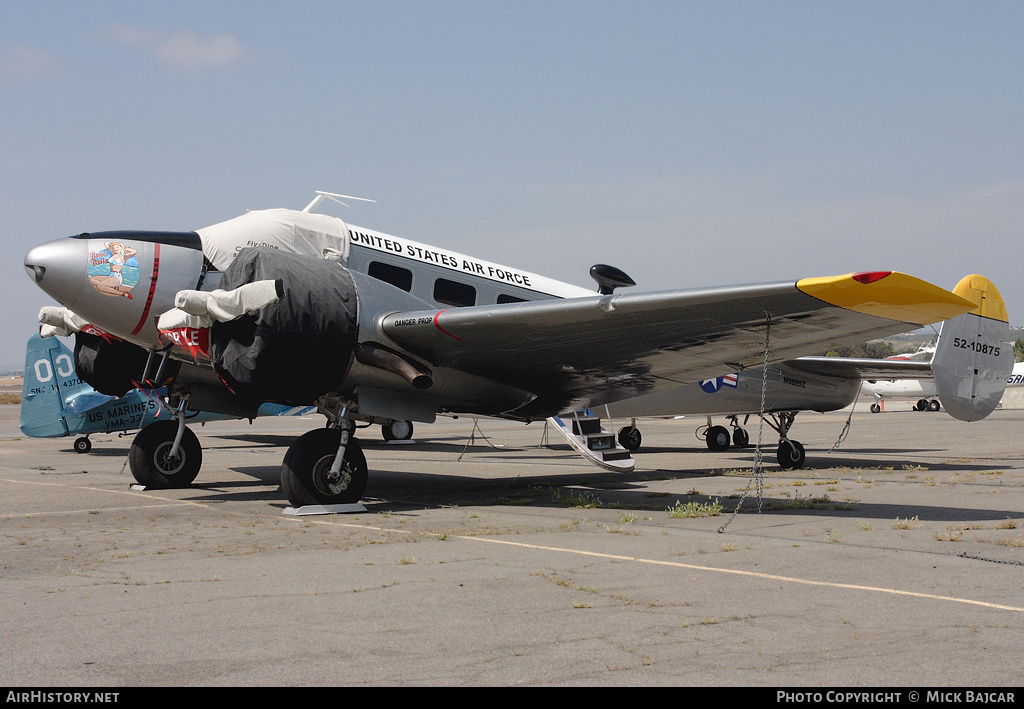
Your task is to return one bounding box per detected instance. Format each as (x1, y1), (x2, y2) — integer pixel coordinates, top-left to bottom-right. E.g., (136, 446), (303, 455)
(617, 419), (643, 451)
(704, 412), (806, 470)
(282, 411), (368, 507)
(870, 396), (941, 413)
(128, 417), (203, 488)
(381, 419), (414, 441)
(700, 415), (750, 452)
(764, 412), (806, 470)
(618, 412), (804, 469)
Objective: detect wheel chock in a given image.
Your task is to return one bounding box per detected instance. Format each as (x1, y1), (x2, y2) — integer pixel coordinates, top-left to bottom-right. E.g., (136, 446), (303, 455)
(283, 503), (367, 516)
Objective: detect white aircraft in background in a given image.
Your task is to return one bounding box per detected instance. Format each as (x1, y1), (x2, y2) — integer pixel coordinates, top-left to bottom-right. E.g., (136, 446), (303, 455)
(862, 356), (1023, 413)
(23, 191), (982, 507)
(859, 341), (939, 411)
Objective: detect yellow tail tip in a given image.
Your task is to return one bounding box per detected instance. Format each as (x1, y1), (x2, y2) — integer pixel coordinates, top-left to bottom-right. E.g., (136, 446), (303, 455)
(952, 274), (1009, 323)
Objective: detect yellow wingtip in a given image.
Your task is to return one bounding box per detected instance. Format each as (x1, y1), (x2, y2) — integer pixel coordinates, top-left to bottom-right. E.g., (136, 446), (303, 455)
(952, 274), (1009, 323)
(796, 271), (975, 326)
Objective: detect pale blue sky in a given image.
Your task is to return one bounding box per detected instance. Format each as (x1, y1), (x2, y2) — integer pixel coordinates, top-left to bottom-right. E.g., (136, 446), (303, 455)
(3, 1), (1023, 367)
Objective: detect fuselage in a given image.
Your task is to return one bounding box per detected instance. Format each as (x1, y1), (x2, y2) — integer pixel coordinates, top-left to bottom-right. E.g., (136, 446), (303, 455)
(605, 361), (861, 419)
(21, 207), (863, 420)
(24, 210), (592, 357)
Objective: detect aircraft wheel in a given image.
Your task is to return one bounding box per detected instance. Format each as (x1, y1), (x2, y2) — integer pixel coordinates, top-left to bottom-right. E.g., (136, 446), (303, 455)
(128, 421), (202, 488)
(281, 428), (368, 507)
(732, 428), (749, 448)
(870, 403), (881, 414)
(617, 426), (642, 451)
(915, 399), (928, 411)
(74, 437), (92, 454)
(706, 425), (731, 452)
(777, 440), (806, 470)
(928, 399), (941, 412)
(382, 419), (414, 441)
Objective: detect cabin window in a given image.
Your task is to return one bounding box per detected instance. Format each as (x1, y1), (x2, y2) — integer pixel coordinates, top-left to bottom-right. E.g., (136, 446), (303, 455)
(368, 261), (413, 292)
(497, 293), (526, 304)
(433, 278), (476, 307)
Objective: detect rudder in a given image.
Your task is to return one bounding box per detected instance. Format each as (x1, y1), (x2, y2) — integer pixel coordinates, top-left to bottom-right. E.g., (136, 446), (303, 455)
(931, 275), (1013, 421)
(19, 334), (78, 437)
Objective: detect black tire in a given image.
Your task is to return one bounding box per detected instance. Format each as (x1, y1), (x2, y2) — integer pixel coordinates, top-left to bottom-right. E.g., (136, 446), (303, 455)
(928, 399), (941, 412)
(706, 425), (731, 452)
(128, 421), (202, 488)
(916, 399), (928, 411)
(870, 403), (881, 414)
(732, 428), (749, 448)
(382, 419), (414, 441)
(281, 428), (368, 507)
(617, 426), (642, 451)
(777, 440), (806, 470)
(74, 437), (92, 454)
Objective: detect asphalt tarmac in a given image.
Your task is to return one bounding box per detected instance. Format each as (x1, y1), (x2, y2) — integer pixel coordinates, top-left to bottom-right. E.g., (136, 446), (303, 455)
(1, 403), (1022, 687)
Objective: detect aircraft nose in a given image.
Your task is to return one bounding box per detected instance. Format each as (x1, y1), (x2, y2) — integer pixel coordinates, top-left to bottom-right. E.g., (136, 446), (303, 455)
(24, 238), (88, 306)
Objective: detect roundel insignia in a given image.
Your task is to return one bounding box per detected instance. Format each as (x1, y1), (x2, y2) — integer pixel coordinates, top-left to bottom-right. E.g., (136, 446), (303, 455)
(700, 377), (724, 393)
(700, 373), (739, 394)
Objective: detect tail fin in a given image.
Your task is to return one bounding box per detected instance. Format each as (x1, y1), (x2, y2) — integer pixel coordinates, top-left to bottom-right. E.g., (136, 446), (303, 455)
(19, 334), (92, 438)
(930, 275), (1013, 421)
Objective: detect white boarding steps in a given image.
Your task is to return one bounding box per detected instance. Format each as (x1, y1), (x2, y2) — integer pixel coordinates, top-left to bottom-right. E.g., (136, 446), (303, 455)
(547, 411), (635, 472)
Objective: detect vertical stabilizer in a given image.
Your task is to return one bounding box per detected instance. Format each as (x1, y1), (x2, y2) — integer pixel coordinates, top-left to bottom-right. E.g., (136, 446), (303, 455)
(931, 275), (1013, 422)
(19, 334), (79, 437)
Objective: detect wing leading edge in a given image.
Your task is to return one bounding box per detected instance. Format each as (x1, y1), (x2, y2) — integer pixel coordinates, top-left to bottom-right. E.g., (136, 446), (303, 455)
(378, 271), (973, 417)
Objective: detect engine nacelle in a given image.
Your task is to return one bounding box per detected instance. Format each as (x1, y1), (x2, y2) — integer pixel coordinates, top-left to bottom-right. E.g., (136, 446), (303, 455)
(208, 248), (434, 407)
(73, 331), (162, 397)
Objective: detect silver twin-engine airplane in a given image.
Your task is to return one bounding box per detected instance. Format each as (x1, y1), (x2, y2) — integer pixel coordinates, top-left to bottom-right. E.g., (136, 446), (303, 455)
(23, 191), (988, 507)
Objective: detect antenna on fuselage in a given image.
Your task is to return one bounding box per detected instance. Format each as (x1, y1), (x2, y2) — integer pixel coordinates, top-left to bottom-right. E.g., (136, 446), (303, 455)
(303, 191), (377, 213)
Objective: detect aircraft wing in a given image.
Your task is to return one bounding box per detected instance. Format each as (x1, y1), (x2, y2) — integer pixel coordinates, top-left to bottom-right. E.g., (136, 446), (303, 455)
(785, 356), (935, 381)
(379, 271), (972, 416)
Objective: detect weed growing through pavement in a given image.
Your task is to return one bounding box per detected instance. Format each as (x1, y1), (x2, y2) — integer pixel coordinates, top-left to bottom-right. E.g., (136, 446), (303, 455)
(552, 488), (602, 509)
(667, 499), (723, 518)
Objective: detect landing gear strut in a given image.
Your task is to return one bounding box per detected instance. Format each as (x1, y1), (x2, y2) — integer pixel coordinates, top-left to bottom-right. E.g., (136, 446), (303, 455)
(128, 418), (202, 488)
(777, 438), (806, 470)
(381, 419), (414, 441)
(728, 414), (750, 448)
(705, 423), (732, 452)
(617, 419), (642, 451)
(282, 414), (368, 507)
(701, 415), (751, 451)
(765, 411), (805, 470)
(870, 393), (883, 414)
